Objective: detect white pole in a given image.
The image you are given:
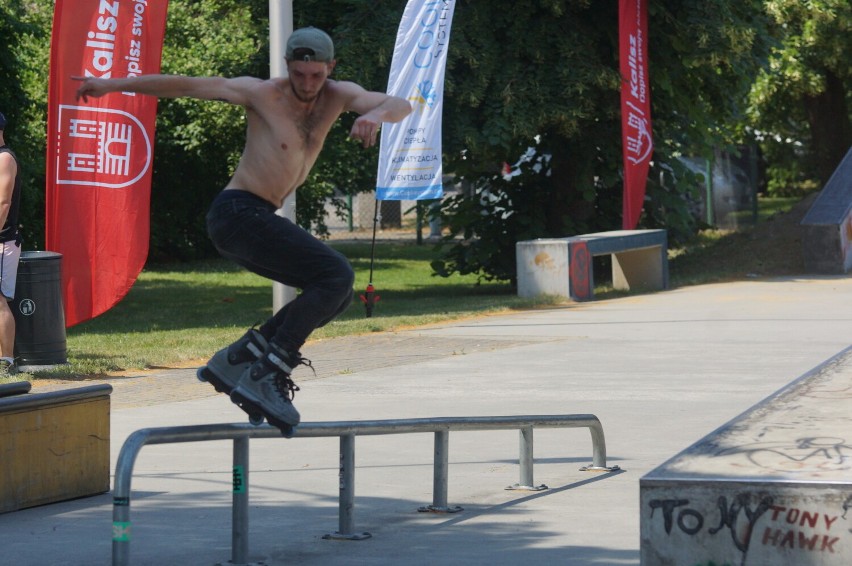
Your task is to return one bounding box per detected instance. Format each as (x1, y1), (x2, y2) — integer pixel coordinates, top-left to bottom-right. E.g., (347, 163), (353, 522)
(270, 0), (295, 313)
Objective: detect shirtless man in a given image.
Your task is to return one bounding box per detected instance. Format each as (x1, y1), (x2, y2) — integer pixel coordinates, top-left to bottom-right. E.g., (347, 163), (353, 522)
(75, 27), (411, 432)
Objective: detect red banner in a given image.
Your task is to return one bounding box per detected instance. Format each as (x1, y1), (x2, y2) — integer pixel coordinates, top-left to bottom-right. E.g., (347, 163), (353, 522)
(46, 0), (169, 327)
(619, 0), (653, 230)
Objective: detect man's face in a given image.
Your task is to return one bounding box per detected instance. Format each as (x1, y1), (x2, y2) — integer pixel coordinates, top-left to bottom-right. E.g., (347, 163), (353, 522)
(287, 60), (335, 103)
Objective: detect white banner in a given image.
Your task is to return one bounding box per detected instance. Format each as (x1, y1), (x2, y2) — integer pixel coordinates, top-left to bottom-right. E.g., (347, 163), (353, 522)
(376, 0), (456, 201)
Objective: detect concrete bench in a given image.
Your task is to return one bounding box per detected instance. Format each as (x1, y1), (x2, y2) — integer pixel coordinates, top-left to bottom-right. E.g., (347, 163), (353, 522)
(516, 229), (668, 301)
(0, 383), (112, 513)
(640, 346), (852, 565)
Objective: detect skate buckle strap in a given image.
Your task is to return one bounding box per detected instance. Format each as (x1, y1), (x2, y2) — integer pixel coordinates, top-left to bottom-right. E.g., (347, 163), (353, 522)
(267, 352), (295, 374)
(246, 341), (265, 359)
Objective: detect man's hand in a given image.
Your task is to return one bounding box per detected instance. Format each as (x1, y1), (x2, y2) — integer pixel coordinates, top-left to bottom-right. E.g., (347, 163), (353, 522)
(350, 114), (381, 148)
(72, 76), (111, 102)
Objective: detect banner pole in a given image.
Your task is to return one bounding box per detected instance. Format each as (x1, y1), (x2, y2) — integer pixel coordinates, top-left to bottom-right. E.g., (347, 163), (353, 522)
(270, 0), (295, 314)
(368, 199), (380, 284)
(357, 198), (381, 318)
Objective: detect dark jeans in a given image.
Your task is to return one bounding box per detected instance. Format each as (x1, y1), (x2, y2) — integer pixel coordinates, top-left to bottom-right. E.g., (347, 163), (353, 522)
(206, 190), (354, 353)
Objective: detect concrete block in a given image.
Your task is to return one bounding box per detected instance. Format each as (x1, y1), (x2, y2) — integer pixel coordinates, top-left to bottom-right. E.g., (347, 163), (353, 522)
(516, 239), (570, 299)
(516, 230), (668, 301)
(0, 385), (112, 513)
(640, 346), (852, 565)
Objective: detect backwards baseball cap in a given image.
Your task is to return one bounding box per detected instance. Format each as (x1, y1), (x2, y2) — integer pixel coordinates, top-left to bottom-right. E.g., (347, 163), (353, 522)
(0, 112), (6, 130)
(286, 27), (334, 63)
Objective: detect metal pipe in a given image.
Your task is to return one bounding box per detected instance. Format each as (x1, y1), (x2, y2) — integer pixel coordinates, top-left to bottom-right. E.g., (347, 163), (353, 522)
(322, 434), (370, 540)
(113, 416), (605, 444)
(340, 434), (355, 535)
(506, 426), (548, 491)
(270, 0), (295, 313)
(433, 430), (449, 508)
(112, 414), (611, 564)
(418, 429), (461, 513)
(113, 428), (150, 566)
(232, 436), (250, 564)
(586, 420), (610, 471)
(519, 426), (534, 487)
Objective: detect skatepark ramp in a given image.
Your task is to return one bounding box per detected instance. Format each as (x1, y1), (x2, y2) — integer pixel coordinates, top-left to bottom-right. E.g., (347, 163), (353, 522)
(113, 414), (618, 566)
(801, 146), (852, 273)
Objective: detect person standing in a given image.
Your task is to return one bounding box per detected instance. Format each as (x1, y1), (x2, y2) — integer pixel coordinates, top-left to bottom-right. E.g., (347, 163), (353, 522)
(0, 111), (23, 376)
(74, 28), (411, 431)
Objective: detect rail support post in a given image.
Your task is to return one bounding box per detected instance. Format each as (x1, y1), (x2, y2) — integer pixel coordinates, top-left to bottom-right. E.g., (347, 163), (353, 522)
(231, 436), (250, 564)
(581, 420), (620, 472)
(112, 495), (131, 566)
(507, 425), (548, 491)
(323, 433), (371, 540)
(419, 429), (463, 513)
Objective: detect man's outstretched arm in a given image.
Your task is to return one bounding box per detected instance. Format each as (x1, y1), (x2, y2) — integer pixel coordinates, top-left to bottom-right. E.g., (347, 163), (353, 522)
(73, 74), (260, 106)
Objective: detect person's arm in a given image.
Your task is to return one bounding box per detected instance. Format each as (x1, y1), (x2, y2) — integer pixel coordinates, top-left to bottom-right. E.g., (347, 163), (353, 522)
(0, 153), (16, 230)
(339, 82), (412, 148)
(73, 74), (262, 106)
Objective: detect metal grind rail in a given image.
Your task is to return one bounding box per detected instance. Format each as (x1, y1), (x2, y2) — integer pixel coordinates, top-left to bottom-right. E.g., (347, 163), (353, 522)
(113, 414), (618, 566)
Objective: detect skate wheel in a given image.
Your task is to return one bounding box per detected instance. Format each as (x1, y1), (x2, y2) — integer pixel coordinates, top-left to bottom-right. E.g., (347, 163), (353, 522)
(280, 425), (296, 438)
(196, 367), (210, 383)
(248, 413), (265, 426)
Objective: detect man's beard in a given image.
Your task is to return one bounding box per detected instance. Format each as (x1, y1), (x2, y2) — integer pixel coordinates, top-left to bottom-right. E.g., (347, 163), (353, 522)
(291, 82), (323, 103)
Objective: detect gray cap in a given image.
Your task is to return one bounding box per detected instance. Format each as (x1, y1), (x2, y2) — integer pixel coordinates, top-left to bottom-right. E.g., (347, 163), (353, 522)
(286, 27), (334, 62)
(0, 112), (6, 130)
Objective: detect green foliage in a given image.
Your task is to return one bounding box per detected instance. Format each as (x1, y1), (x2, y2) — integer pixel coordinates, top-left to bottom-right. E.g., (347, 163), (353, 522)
(748, 0), (852, 189)
(150, 0), (265, 261)
(432, 143), (559, 286)
(642, 157), (708, 245)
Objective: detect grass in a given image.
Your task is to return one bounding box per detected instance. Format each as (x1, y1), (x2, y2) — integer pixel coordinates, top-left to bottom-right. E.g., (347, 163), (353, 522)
(10, 194), (813, 383)
(25, 243), (557, 380)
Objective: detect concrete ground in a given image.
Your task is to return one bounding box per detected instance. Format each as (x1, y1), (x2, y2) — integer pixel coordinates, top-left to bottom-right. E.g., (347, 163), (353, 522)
(1, 275), (850, 565)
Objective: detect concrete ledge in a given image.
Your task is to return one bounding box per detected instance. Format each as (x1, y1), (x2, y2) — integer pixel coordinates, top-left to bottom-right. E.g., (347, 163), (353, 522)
(640, 346), (852, 565)
(0, 384), (112, 513)
(0, 381), (32, 398)
(516, 229), (668, 301)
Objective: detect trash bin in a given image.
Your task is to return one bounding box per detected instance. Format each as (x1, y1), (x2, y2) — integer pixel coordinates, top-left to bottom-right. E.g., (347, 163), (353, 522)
(11, 251), (68, 367)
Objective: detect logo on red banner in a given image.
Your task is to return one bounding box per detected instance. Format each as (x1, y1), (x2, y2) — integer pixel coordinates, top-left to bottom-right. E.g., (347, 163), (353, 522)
(624, 100), (652, 166)
(55, 105), (152, 189)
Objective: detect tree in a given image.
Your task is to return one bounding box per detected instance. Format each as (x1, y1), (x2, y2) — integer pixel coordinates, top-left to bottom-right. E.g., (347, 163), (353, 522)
(748, 0), (851, 192)
(310, 0), (772, 282)
(149, 0), (267, 261)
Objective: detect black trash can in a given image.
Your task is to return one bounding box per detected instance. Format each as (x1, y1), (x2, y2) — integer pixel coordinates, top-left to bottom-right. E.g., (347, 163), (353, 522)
(11, 251), (68, 367)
